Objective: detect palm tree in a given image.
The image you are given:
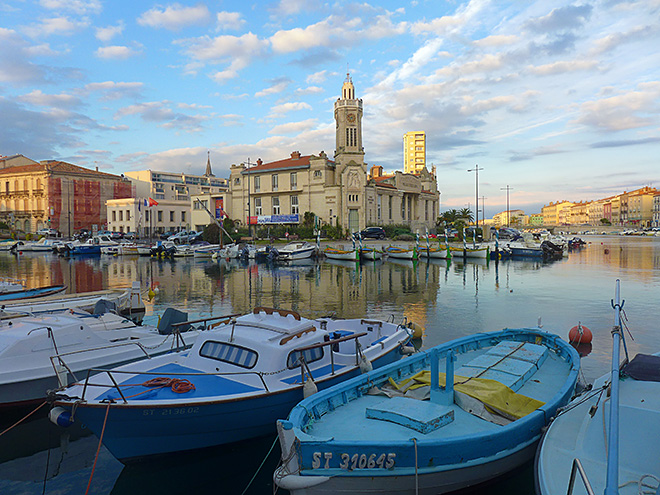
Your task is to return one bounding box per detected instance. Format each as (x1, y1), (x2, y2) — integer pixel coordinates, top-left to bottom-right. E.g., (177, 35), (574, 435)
(459, 208), (474, 223)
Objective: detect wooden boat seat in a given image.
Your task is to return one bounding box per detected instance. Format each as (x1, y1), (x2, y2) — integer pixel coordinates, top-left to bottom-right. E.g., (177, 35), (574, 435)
(366, 396), (454, 434)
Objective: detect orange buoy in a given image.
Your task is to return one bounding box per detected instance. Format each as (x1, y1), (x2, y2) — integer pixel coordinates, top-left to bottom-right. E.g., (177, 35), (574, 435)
(568, 322), (592, 344)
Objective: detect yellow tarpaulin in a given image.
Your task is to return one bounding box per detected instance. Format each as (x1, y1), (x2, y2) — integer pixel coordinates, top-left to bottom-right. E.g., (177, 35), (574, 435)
(388, 370), (545, 420)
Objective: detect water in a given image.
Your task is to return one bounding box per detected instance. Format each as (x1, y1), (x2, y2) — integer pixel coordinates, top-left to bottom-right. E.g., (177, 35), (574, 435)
(1, 236), (659, 494)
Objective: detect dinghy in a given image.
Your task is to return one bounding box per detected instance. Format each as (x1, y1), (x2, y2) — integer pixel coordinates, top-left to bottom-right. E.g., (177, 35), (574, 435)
(275, 327), (580, 494)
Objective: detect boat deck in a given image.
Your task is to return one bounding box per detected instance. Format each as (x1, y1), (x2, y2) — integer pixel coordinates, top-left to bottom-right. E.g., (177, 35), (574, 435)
(303, 346), (573, 442)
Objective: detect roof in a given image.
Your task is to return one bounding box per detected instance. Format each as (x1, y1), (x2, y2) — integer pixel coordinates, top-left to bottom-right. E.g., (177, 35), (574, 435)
(241, 154), (334, 174)
(0, 161), (125, 180)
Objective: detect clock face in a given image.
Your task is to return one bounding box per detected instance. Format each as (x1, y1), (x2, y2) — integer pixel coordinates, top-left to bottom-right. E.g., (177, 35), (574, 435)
(347, 113), (356, 123)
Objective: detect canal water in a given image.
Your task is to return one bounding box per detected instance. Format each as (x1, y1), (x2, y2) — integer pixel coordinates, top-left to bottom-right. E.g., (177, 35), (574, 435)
(1, 235), (659, 494)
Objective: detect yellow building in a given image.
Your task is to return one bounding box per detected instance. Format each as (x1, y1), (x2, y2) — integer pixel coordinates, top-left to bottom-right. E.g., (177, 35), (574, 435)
(492, 209), (526, 227)
(403, 131), (426, 174)
(542, 201), (574, 226)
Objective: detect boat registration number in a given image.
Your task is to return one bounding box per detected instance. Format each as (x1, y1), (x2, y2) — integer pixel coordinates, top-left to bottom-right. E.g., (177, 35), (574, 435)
(312, 452), (396, 470)
(142, 407), (200, 416)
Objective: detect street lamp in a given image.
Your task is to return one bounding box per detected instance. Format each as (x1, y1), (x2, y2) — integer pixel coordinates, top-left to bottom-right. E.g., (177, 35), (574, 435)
(501, 185), (513, 227)
(467, 165), (483, 231)
(246, 158), (252, 238)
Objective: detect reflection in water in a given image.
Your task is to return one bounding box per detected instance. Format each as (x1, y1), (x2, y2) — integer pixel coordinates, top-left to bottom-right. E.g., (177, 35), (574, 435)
(1, 236), (659, 494)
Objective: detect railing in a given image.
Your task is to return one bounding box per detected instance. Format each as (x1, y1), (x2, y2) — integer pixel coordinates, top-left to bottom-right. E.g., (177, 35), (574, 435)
(292, 331), (367, 382)
(566, 458), (595, 495)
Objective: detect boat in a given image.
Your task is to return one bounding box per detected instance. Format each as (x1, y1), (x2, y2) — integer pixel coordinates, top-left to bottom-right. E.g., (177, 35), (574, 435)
(51, 307), (415, 461)
(385, 245), (418, 260)
(535, 280), (660, 495)
(359, 246), (383, 260)
(18, 237), (59, 252)
(212, 243), (241, 260)
(324, 245), (359, 261)
(0, 284), (67, 302)
(277, 241), (318, 261)
(192, 243), (220, 258)
(0, 282), (145, 321)
(0, 239), (21, 252)
(0, 306), (204, 407)
(274, 327), (580, 494)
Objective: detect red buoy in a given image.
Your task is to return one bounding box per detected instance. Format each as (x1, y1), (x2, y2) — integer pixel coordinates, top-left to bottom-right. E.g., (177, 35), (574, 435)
(568, 322), (592, 344)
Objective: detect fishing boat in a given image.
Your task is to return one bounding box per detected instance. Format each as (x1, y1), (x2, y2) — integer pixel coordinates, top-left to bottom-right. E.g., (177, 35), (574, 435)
(535, 280), (660, 495)
(277, 241), (318, 261)
(51, 307), (415, 461)
(0, 306), (202, 407)
(324, 245), (359, 261)
(0, 284), (67, 302)
(385, 245), (418, 260)
(274, 327), (580, 494)
(18, 237), (59, 252)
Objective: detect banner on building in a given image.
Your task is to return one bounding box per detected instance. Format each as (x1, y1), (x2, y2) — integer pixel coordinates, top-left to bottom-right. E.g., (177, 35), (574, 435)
(248, 214), (299, 225)
(215, 199), (225, 220)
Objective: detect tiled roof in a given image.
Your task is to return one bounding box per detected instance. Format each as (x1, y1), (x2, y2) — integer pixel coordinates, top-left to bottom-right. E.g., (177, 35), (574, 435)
(242, 154), (335, 174)
(0, 161), (124, 180)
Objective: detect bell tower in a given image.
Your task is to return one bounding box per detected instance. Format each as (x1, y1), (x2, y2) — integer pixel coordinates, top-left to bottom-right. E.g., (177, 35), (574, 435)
(334, 72), (364, 164)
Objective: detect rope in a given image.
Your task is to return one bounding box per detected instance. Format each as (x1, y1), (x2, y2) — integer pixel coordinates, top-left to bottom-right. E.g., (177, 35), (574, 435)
(619, 474), (660, 494)
(120, 377), (196, 399)
(0, 401), (48, 437)
(85, 401), (111, 495)
(240, 435), (278, 495)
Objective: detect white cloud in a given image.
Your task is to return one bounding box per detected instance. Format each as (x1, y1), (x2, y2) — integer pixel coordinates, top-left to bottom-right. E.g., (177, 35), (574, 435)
(39, 0), (102, 15)
(115, 101), (210, 132)
(295, 86), (324, 95)
(529, 60), (599, 76)
(0, 28), (46, 84)
(96, 22), (125, 42)
(472, 34), (518, 48)
(95, 45), (140, 60)
(269, 102), (312, 115)
(18, 89), (80, 108)
(138, 3), (211, 31)
(24, 16), (90, 37)
(255, 79), (291, 98)
(306, 70), (328, 84)
(81, 81), (144, 100)
(270, 0), (317, 17)
(216, 11), (245, 31)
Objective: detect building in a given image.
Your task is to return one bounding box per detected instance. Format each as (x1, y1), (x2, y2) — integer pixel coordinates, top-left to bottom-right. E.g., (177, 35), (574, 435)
(542, 201), (574, 226)
(227, 74), (440, 234)
(403, 131), (426, 174)
(492, 209), (526, 227)
(190, 192), (229, 232)
(653, 192), (660, 228)
(112, 153), (229, 236)
(0, 158), (132, 236)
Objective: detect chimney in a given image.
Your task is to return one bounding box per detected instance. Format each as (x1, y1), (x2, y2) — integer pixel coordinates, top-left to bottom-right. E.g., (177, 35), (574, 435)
(291, 151), (301, 159)
(257, 158), (263, 166)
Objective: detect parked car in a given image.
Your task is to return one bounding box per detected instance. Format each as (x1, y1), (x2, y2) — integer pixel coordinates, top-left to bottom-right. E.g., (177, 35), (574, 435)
(353, 226), (386, 240)
(123, 232), (138, 240)
(36, 228), (58, 237)
(160, 231), (175, 240)
(110, 231), (123, 240)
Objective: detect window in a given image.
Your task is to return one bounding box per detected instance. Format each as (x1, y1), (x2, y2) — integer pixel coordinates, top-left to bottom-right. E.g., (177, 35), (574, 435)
(291, 195), (299, 215)
(112, 211), (116, 222)
(401, 197), (405, 219)
(377, 196), (382, 221)
(181, 211), (186, 222)
(254, 176), (260, 192)
(425, 201), (428, 221)
(169, 211), (174, 222)
(255, 197), (262, 215)
(272, 197), (280, 215)
(199, 341), (258, 369)
(157, 210), (163, 222)
(389, 196), (393, 220)
(290, 172), (297, 189)
(146, 211), (150, 222)
(234, 177), (240, 185)
(127, 210), (131, 221)
(272, 174), (278, 191)
(287, 347), (324, 369)
(119, 211), (123, 221)
(314, 170), (322, 178)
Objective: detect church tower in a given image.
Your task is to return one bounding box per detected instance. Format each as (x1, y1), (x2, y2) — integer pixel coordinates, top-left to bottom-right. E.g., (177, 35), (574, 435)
(334, 72), (364, 165)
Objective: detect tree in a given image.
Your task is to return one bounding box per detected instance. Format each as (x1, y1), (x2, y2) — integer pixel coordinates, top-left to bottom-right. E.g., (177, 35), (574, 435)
(459, 208), (474, 223)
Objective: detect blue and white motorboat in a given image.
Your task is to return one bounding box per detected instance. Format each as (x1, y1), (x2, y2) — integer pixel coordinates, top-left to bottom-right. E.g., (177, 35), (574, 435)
(535, 280), (660, 495)
(274, 327), (580, 494)
(52, 307), (414, 461)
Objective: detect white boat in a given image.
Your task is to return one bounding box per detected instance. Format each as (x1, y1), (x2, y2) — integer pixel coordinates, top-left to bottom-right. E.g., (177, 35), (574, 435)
(193, 243), (220, 258)
(0, 282), (145, 321)
(212, 243), (241, 260)
(0, 239), (21, 252)
(324, 246), (359, 261)
(19, 238), (59, 252)
(0, 306), (203, 407)
(278, 241), (318, 261)
(274, 327), (580, 494)
(359, 246), (383, 260)
(51, 307), (414, 461)
(535, 280), (660, 495)
(385, 245), (418, 260)
(0, 278), (25, 294)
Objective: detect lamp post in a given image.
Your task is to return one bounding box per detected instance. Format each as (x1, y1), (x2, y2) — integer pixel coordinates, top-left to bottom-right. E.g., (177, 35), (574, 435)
(246, 158), (252, 238)
(501, 185), (513, 227)
(467, 165), (483, 232)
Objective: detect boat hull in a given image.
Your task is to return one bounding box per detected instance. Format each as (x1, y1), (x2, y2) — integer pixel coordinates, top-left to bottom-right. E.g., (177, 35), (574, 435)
(324, 248), (359, 261)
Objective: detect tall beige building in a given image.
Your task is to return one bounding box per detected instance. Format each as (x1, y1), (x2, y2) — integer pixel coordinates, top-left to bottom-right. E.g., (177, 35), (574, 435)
(403, 131), (426, 174)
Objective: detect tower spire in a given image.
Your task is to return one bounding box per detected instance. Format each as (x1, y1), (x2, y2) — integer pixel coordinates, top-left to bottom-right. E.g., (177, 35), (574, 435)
(205, 150), (214, 177)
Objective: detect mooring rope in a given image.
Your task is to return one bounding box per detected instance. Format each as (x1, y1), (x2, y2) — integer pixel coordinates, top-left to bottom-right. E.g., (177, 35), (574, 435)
(84, 401), (111, 495)
(0, 401), (48, 438)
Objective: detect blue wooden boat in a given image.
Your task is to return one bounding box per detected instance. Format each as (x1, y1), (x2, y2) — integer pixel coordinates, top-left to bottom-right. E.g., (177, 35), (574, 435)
(51, 307), (414, 462)
(275, 328), (580, 494)
(535, 280), (660, 495)
(0, 284), (67, 302)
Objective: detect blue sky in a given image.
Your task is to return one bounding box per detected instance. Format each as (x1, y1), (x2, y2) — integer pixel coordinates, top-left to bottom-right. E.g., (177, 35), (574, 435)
(1, 0), (659, 217)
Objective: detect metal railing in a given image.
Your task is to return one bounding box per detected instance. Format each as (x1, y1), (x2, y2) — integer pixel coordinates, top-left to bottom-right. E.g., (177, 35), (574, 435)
(566, 458), (595, 495)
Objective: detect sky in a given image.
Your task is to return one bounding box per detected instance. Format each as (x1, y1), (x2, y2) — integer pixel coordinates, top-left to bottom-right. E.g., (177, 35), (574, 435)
(1, 0), (659, 217)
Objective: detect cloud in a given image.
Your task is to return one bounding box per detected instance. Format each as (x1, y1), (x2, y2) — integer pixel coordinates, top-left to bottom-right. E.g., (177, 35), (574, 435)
(114, 101), (210, 132)
(411, 0), (488, 36)
(17, 89), (81, 108)
(529, 59), (600, 75)
(591, 137), (660, 148)
(269, 102), (312, 115)
(575, 82), (660, 131)
(95, 45), (140, 59)
(269, 118), (317, 135)
(270, 0), (318, 17)
(295, 86), (324, 95)
(524, 4), (593, 33)
(80, 81), (144, 100)
(306, 70), (328, 84)
(216, 11), (245, 31)
(0, 28), (47, 84)
(39, 0), (102, 15)
(255, 77), (292, 98)
(590, 25), (655, 55)
(138, 3), (211, 31)
(472, 34), (518, 48)
(24, 16), (90, 37)
(95, 22), (125, 42)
